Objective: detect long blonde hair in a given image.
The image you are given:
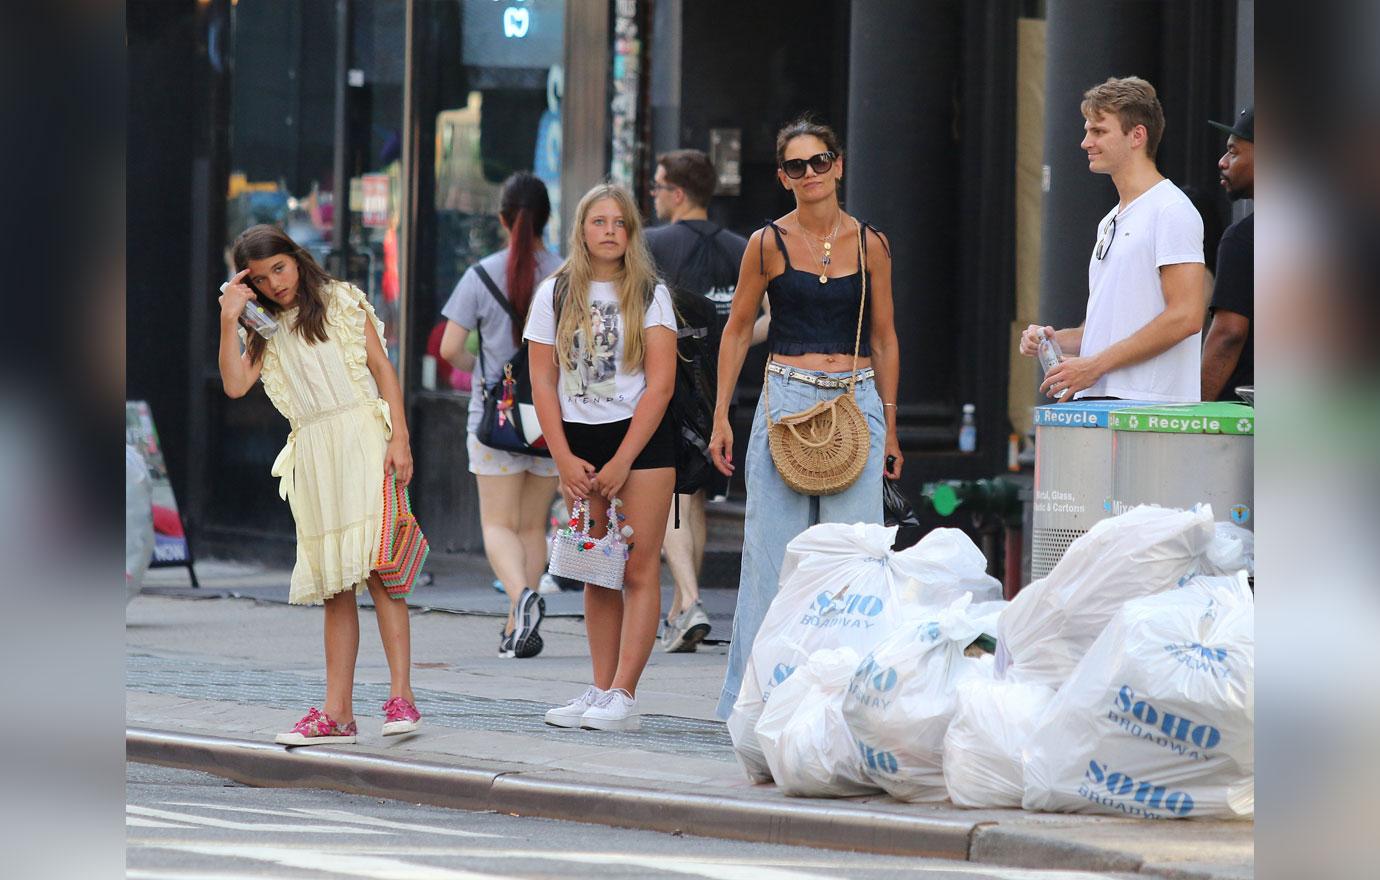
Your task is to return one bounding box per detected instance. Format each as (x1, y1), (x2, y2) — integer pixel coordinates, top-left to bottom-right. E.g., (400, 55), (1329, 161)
(552, 184), (661, 373)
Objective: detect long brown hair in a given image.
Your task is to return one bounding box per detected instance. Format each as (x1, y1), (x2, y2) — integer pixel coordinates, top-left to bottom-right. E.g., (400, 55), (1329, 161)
(499, 172), (552, 346)
(552, 184), (660, 373)
(231, 224), (334, 364)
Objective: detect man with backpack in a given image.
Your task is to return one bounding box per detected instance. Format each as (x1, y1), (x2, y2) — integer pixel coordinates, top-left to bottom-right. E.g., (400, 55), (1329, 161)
(645, 149), (753, 653)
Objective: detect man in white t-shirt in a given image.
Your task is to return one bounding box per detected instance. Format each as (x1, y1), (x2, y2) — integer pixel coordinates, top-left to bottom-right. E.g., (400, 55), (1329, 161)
(1020, 76), (1206, 402)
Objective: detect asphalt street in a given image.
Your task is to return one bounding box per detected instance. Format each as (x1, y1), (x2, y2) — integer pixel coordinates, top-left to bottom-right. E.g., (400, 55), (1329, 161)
(127, 763), (1138, 880)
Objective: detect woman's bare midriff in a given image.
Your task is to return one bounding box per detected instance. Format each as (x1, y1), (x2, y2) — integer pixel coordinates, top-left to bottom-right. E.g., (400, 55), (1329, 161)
(771, 352), (873, 373)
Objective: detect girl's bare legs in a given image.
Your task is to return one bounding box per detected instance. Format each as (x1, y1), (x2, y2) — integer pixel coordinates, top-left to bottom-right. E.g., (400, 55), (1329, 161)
(581, 494), (621, 689)
(610, 468), (676, 696)
(477, 473), (534, 633)
(366, 573), (415, 703)
(662, 489), (706, 619)
(322, 589), (361, 724)
(519, 473), (560, 587)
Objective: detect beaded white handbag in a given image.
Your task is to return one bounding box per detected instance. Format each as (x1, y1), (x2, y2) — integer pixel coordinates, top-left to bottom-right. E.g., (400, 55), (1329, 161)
(548, 497), (630, 591)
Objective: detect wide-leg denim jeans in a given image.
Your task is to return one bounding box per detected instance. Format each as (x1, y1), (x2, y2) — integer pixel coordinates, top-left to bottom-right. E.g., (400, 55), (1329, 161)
(715, 366), (885, 720)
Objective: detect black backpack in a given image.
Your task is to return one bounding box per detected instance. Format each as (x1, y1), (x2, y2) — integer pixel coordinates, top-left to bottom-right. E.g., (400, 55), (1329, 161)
(668, 293), (716, 498)
(665, 223), (740, 355)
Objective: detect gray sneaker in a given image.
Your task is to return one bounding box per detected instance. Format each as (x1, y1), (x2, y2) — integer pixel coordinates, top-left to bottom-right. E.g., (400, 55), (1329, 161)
(661, 601), (711, 653)
(511, 588), (546, 658)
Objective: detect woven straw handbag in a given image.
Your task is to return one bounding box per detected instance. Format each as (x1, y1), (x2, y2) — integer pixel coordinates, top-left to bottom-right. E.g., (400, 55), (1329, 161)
(375, 473), (429, 599)
(764, 220), (872, 496)
(548, 497), (628, 591)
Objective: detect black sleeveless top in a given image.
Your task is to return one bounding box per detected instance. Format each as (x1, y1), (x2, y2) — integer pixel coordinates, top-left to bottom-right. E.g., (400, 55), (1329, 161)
(761, 219), (888, 357)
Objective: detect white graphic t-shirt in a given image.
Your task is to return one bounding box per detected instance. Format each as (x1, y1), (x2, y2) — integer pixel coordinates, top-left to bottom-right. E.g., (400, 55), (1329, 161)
(523, 276), (677, 424)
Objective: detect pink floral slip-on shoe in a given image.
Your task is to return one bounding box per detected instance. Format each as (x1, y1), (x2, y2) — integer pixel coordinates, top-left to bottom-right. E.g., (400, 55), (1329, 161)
(274, 707), (358, 746)
(381, 696), (421, 736)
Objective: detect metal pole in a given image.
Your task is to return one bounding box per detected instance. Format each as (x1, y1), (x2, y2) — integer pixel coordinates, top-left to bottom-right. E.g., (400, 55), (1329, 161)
(397, 0), (415, 394)
(331, 0), (351, 278)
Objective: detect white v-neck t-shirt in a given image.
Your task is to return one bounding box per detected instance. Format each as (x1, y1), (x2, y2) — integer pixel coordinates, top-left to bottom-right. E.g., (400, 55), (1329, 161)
(1079, 179), (1204, 402)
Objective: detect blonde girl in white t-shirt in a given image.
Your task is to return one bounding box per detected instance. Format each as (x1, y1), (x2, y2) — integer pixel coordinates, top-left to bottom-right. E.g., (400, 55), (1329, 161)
(525, 184), (678, 731)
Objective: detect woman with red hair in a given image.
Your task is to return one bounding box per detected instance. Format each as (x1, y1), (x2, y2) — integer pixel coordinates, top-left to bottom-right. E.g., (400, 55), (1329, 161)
(440, 172), (562, 659)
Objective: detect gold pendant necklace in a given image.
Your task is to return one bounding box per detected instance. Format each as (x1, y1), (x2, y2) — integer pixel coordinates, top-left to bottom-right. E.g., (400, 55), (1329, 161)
(801, 213), (844, 284)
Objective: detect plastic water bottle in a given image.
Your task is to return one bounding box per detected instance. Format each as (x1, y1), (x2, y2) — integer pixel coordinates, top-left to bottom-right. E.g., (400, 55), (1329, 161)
(958, 403), (977, 453)
(238, 300), (280, 339)
(1037, 329), (1063, 375)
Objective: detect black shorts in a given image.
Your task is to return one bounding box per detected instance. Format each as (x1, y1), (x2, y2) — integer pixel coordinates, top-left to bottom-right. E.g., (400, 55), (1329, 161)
(563, 416), (676, 470)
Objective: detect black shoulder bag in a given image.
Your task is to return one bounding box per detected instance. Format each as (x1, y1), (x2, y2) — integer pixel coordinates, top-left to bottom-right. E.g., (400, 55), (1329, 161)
(473, 264), (550, 457)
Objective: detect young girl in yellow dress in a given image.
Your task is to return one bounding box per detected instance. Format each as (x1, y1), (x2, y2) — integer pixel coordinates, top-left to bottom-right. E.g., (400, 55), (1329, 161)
(217, 224), (421, 745)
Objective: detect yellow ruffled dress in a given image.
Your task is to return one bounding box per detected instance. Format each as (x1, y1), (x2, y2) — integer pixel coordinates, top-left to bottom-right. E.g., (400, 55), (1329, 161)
(244, 282), (393, 605)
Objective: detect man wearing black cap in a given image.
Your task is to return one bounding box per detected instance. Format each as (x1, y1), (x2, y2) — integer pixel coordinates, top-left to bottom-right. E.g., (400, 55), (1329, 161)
(1201, 107), (1254, 401)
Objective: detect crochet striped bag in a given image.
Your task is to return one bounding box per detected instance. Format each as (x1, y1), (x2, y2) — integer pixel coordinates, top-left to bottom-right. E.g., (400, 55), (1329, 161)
(375, 474), (429, 599)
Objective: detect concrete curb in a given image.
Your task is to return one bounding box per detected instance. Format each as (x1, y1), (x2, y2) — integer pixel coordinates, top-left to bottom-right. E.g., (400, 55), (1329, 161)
(969, 823), (1145, 874)
(128, 727), (974, 859)
(129, 726), (1219, 875)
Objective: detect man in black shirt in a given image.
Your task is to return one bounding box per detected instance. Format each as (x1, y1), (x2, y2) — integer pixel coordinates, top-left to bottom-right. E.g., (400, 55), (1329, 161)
(1201, 107), (1254, 401)
(645, 150), (751, 653)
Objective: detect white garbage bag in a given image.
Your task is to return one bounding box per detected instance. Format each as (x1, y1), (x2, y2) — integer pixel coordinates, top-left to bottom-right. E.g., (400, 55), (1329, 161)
(998, 504), (1216, 687)
(1022, 572), (1254, 819)
(729, 522), (998, 781)
(841, 595), (989, 802)
(755, 647), (879, 798)
(893, 527), (1003, 607)
(1193, 521), (1255, 577)
(943, 677), (1055, 808)
(967, 600), (1007, 641)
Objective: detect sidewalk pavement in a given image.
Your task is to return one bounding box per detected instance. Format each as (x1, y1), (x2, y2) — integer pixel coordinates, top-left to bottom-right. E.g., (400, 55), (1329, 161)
(127, 558), (1253, 879)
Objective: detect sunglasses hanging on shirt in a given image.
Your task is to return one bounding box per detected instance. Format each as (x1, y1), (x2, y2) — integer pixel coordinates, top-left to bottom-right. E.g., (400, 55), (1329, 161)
(780, 151), (837, 179)
(1095, 215), (1118, 260)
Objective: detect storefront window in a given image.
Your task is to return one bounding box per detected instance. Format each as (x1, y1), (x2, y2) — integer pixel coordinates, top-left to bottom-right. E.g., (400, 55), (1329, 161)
(341, 0), (408, 366)
(421, 0), (566, 393)
(210, 0), (407, 532)
(222, 0), (406, 367)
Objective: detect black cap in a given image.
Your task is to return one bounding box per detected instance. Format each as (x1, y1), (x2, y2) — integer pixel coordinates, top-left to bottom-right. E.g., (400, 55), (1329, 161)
(1208, 106), (1253, 143)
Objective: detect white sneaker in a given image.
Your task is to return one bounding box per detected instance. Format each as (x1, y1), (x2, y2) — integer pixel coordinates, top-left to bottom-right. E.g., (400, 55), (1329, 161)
(580, 688), (640, 731)
(537, 573), (560, 595)
(544, 686), (605, 728)
(661, 602), (711, 653)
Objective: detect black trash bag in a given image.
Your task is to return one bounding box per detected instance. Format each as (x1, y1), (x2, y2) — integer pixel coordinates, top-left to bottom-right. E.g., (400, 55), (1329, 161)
(883, 480), (920, 527)
(885, 480), (924, 552)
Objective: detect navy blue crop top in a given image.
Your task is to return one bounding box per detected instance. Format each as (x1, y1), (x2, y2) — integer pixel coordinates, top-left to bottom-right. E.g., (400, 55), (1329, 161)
(760, 220), (888, 357)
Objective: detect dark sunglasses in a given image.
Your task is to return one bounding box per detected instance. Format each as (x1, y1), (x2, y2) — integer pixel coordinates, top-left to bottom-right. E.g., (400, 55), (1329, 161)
(780, 151), (837, 179)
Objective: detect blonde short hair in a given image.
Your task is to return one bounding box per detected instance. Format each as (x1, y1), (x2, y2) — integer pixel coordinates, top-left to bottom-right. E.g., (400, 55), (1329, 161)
(1081, 76), (1166, 159)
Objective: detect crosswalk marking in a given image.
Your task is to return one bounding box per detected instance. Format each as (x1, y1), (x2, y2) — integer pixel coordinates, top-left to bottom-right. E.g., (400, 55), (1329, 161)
(132, 839), (1119, 880)
(336, 849), (1118, 880)
(157, 801), (499, 838)
(127, 805), (389, 835)
(126, 816), (195, 829)
(129, 803), (1121, 880)
(139, 841), (508, 880)
(128, 870), (292, 880)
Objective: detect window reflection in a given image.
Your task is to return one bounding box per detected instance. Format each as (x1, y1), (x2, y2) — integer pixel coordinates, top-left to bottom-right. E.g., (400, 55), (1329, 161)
(422, 0), (566, 393)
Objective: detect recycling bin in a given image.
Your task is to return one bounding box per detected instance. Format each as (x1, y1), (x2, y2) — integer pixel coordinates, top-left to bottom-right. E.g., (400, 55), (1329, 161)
(1108, 402), (1255, 529)
(1031, 400), (1146, 579)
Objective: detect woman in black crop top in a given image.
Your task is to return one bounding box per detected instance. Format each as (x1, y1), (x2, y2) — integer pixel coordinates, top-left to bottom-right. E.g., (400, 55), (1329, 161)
(708, 117), (903, 723)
